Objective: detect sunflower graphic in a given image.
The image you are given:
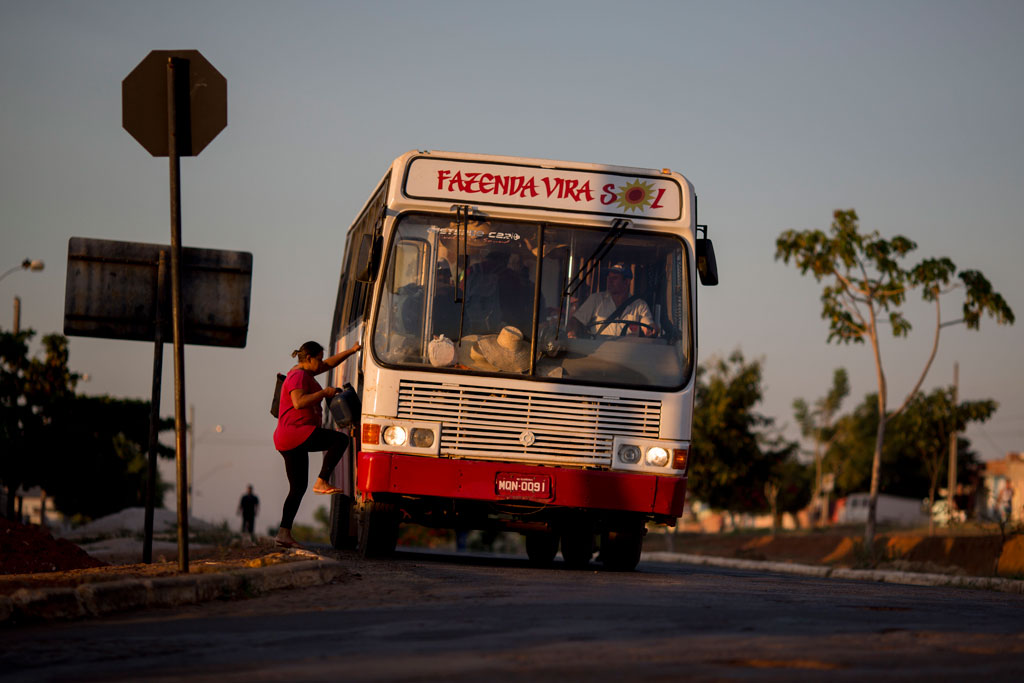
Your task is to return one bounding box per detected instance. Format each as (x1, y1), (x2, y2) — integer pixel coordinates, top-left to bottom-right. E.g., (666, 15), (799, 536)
(614, 179), (655, 212)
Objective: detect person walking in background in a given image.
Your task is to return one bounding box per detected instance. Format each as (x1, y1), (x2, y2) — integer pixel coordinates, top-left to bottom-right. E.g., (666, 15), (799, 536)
(997, 479), (1015, 524)
(273, 340), (361, 548)
(237, 485), (259, 538)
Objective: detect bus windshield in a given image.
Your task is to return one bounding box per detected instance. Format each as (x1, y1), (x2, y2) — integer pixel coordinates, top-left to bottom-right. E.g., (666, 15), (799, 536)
(372, 213), (692, 389)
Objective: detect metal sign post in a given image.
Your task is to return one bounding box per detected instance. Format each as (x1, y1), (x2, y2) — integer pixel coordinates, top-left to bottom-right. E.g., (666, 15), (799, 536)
(166, 57), (190, 572)
(143, 252), (167, 564)
(64, 50), (232, 573)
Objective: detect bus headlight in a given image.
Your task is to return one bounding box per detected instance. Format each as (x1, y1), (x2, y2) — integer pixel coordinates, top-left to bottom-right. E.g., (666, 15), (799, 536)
(364, 419), (440, 454)
(645, 446), (669, 467)
(410, 428), (435, 448)
(617, 444), (642, 464)
(382, 425), (408, 446)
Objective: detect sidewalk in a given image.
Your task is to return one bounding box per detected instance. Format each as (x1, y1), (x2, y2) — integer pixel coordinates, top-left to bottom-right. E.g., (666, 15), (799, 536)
(1, 547), (351, 626)
(641, 551), (1024, 594)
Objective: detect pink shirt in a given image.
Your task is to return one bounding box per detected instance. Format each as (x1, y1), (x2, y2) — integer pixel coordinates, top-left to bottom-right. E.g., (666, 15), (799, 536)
(273, 368), (323, 451)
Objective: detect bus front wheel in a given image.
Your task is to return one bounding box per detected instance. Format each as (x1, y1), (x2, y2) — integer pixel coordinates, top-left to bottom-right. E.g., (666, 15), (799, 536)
(329, 494), (357, 550)
(358, 500), (399, 558)
(600, 522), (645, 571)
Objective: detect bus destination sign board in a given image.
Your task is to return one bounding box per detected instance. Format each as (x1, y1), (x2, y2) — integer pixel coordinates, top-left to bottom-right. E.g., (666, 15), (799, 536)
(404, 157), (683, 220)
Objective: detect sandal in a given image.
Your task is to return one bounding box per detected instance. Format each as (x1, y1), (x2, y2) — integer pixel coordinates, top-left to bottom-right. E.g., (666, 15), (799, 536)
(275, 538), (303, 549)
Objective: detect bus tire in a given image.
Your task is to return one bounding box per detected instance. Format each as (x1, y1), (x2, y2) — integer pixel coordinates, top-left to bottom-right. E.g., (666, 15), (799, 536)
(524, 531), (559, 567)
(329, 494), (357, 550)
(560, 527), (594, 569)
(600, 523), (644, 572)
(358, 500), (399, 558)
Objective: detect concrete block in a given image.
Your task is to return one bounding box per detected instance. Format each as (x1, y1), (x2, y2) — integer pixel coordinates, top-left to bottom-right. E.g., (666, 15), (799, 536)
(145, 575), (199, 607)
(289, 562), (329, 588)
(257, 563), (303, 591)
(193, 572), (245, 602)
(11, 587), (85, 621)
(0, 595), (13, 623)
(76, 580), (149, 616)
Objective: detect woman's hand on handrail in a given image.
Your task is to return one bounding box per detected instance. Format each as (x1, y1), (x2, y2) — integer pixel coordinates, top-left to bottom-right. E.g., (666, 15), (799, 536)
(321, 342), (362, 372)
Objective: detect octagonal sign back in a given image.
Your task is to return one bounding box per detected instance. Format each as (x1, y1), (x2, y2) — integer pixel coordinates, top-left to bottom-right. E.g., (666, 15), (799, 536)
(122, 50), (227, 157)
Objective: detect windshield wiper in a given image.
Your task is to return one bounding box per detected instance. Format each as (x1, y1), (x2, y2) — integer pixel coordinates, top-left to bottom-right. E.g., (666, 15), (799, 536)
(562, 218), (630, 298)
(452, 204), (470, 339)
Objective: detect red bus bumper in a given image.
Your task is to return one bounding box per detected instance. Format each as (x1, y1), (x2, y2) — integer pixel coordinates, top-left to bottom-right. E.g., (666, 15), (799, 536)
(356, 451), (687, 518)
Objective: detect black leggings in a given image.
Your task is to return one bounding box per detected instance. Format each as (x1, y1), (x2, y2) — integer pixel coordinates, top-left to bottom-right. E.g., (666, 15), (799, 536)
(278, 428), (350, 530)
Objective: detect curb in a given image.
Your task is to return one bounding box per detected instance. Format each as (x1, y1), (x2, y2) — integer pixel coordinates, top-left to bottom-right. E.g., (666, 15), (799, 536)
(642, 551), (1024, 594)
(0, 554), (349, 626)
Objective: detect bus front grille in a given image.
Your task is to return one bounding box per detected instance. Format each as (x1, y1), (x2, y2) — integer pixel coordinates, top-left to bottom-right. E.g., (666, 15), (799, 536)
(396, 379), (661, 467)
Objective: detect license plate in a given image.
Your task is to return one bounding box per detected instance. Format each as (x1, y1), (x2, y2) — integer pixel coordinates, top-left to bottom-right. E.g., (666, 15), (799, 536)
(495, 472), (552, 500)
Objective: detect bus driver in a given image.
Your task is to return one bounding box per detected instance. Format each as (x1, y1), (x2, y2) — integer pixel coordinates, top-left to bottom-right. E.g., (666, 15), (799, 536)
(569, 262), (655, 337)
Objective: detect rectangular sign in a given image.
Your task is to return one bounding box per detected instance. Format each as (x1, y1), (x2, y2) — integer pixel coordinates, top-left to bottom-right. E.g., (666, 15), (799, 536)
(495, 471), (553, 500)
(64, 237), (252, 348)
(404, 157), (682, 220)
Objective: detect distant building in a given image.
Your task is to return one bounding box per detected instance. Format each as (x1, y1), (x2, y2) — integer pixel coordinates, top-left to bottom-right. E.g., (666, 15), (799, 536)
(983, 453), (1023, 522)
(12, 487), (64, 528)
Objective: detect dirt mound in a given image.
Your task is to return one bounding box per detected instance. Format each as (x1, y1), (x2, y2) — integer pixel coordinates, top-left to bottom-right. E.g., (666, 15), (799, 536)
(1, 517), (107, 575)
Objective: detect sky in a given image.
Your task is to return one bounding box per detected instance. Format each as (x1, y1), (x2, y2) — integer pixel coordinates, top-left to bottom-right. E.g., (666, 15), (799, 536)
(2, 0), (1022, 532)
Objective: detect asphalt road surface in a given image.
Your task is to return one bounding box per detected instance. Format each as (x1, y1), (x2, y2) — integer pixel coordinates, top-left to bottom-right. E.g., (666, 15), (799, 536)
(3, 549), (1024, 682)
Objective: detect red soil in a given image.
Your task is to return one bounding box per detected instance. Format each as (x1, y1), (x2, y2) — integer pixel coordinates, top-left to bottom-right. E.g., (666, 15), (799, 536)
(0, 517), (107, 575)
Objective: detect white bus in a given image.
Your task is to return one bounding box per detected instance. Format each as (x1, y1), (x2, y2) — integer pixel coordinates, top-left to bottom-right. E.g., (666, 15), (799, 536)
(327, 150), (718, 570)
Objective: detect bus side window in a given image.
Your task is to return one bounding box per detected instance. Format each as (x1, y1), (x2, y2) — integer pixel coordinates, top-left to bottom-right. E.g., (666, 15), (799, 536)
(331, 264), (348, 343)
(343, 226), (371, 328)
(339, 174), (389, 330)
(391, 240), (429, 335)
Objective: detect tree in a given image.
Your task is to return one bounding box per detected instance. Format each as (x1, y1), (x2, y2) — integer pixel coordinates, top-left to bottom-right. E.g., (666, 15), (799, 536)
(690, 351), (797, 519)
(44, 394), (175, 519)
(1, 331), (79, 518)
(764, 457), (814, 533)
(825, 392), (985, 511)
(793, 368), (849, 526)
(824, 394), (879, 497)
(1, 330), (174, 521)
(776, 209), (1014, 546)
(891, 388), (995, 534)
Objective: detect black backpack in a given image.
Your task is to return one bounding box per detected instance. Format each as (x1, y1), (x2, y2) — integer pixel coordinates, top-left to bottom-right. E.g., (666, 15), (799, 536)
(269, 373), (286, 418)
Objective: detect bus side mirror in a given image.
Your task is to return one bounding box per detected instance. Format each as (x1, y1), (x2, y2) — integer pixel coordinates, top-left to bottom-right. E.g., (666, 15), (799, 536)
(355, 234), (383, 283)
(696, 238), (719, 286)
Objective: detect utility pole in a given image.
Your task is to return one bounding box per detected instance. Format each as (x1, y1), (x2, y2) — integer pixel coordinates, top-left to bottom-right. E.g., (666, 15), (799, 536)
(188, 403), (195, 512)
(12, 294), (49, 529)
(947, 362), (959, 522)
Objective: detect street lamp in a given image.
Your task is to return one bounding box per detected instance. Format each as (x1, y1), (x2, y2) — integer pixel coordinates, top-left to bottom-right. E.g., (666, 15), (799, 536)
(0, 259), (45, 284)
(2, 259), (44, 333)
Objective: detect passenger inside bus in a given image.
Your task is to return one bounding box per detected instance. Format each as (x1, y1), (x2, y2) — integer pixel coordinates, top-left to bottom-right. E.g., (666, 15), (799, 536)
(568, 262), (655, 338)
(401, 259), (461, 340)
(431, 260), (461, 338)
(463, 246), (534, 336)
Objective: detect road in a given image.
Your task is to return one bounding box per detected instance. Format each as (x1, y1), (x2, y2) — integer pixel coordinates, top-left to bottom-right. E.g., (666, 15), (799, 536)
(3, 549), (1023, 681)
